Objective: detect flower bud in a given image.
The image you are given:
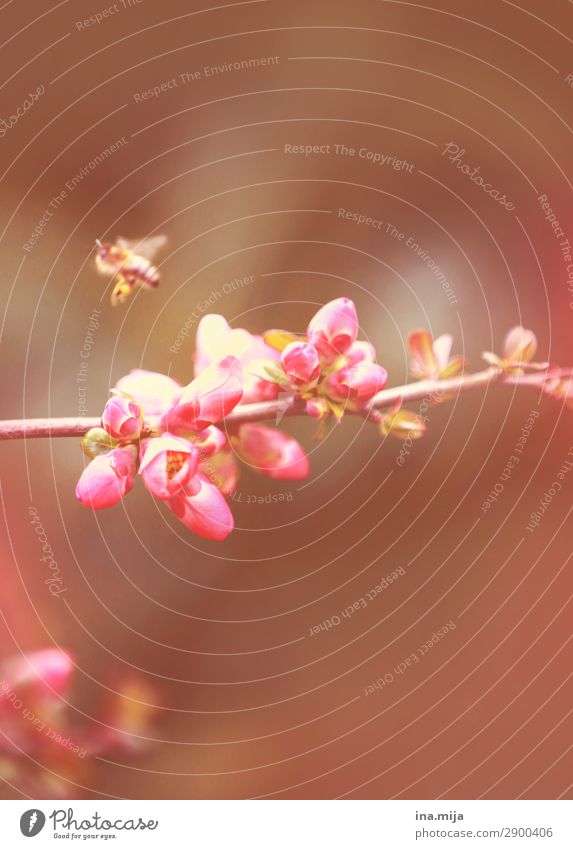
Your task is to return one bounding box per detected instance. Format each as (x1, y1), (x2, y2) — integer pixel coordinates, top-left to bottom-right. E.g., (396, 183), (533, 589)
(305, 397), (330, 420)
(345, 341), (376, 366)
(325, 362), (388, 405)
(234, 424), (309, 480)
(139, 434), (199, 500)
(307, 297), (358, 362)
(503, 326), (537, 364)
(168, 474), (234, 540)
(76, 446), (136, 509)
(102, 395), (142, 440)
(380, 409), (426, 440)
(281, 341), (321, 388)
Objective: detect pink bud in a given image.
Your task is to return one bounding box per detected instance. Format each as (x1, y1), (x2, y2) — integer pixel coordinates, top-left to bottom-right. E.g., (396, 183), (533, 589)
(307, 297), (359, 362)
(75, 446), (136, 509)
(235, 424), (309, 480)
(160, 356), (243, 434)
(325, 362), (388, 405)
(305, 397), (329, 419)
(345, 340), (376, 366)
(504, 326), (537, 364)
(114, 370), (181, 417)
(139, 434), (199, 500)
(101, 395), (142, 439)
(281, 341), (321, 388)
(1, 649), (74, 707)
(168, 474), (234, 540)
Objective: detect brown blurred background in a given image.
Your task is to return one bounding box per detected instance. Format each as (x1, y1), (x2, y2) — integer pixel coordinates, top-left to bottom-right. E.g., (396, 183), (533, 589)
(0, 0), (572, 799)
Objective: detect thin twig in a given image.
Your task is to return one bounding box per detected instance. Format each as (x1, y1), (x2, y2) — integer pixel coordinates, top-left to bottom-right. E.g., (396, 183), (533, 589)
(0, 366), (566, 441)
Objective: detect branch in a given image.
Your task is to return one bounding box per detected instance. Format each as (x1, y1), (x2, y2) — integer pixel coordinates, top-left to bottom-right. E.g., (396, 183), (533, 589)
(0, 366), (567, 441)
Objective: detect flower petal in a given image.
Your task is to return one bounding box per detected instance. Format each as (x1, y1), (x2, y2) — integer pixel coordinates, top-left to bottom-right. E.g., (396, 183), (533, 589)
(114, 370), (181, 418)
(168, 474), (234, 540)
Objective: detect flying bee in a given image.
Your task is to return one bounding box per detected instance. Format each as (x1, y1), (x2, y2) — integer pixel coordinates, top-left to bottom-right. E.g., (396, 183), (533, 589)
(94, 234), (167, 306)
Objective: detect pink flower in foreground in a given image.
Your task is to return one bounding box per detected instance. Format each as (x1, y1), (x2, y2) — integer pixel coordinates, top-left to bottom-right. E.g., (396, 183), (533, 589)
(75, 446), (136, 509)
(113, 369), (181, 417)
(139, 434), (199, 500)
(307, 297), (359, 362)
(168, 473), (234, 540)
(0, 649), (156, 798)
(325, 362), (388, 407)
(281, 341), (321, 389)
(408, 330), (464, 380)
(0, 649), (74, 717)
(195, 314), (279, 403)
(160, 356), (243, 434)
(101, 395), (142, 440)
(234, 424), (309, 480)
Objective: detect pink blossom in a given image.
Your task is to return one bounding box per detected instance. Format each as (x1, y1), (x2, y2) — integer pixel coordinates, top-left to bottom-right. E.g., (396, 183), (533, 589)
(160, 356), (243, 434)
(101, 395), (142, 439)
(0, 649), (74, 714)
(281, 341), (321, 388)
(168, 473), (234, 540)
(114, 369), (181, 417)
(307, 297), (359, 362)
(234, 424), (309, 480)
(75, 446), (136, 509)
(139, 434), (199, 500)
(325, 362), (388, 406)
(195, 314), (279, 403)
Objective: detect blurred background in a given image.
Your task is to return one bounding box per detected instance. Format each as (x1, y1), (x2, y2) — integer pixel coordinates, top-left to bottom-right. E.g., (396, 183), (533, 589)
(0, 0), (572, 799)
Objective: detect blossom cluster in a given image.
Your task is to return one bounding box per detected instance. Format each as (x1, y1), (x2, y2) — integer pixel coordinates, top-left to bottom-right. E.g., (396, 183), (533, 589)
(75, 297), (550, 541)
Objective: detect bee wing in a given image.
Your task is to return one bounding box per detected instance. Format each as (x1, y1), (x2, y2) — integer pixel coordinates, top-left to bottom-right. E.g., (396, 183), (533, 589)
(116, 235), (167, 261)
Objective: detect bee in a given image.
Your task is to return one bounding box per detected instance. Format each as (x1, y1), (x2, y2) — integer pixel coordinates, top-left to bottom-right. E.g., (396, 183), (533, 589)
(94, 235), (167, 306)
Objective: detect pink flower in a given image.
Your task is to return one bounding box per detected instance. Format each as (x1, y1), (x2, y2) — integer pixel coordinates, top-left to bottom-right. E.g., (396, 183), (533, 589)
(139, 434), (199, 500)
(195, 314), (279, 403)
(168, 473), (234, 540)
(160, 356), (243, 434)
(281, 341), (321, 388)
(114, 369), (181, 417)
(307, 297), (359, 362)
(101, 395), (142, 439)
(234, 424), (309, 480)
(325, 362), (388, 406)
(75, 446), (136, 509)
(0, 649), (74, 715)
